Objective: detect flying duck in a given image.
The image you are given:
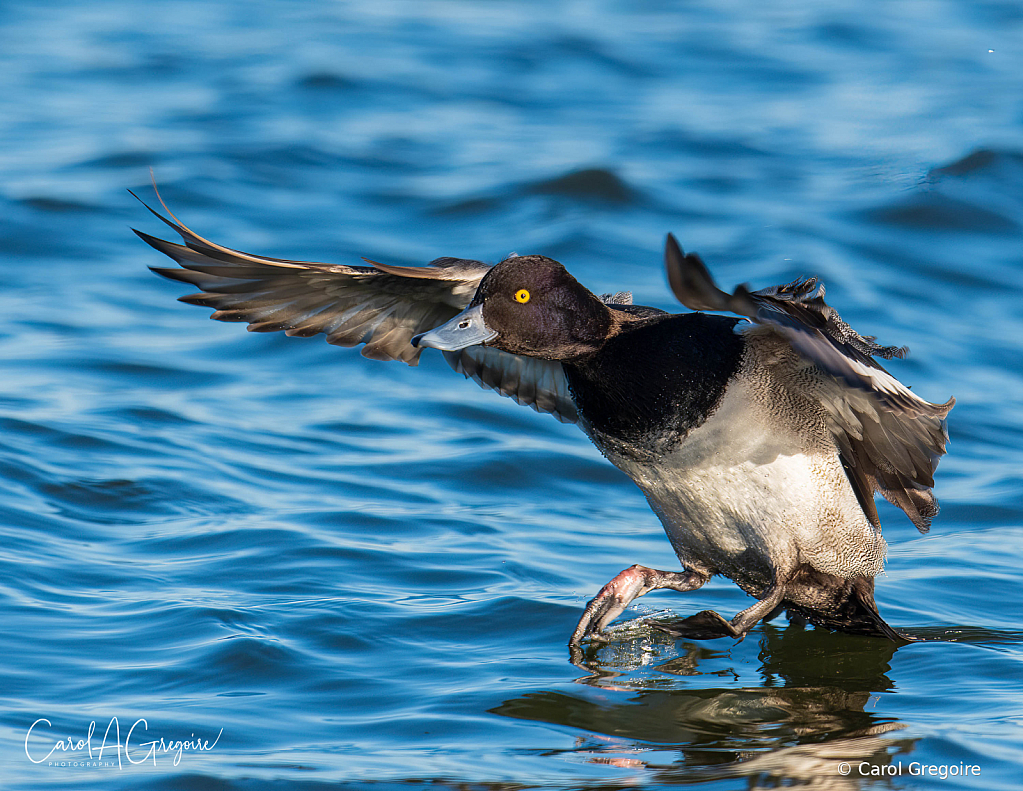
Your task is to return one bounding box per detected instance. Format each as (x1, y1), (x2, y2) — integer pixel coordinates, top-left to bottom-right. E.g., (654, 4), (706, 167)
(134, 191), (954, 644)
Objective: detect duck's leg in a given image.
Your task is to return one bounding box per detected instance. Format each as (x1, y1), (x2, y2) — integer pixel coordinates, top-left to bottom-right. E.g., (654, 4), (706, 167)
(655, 581), (787, 641)
(569, 565), (709, 645)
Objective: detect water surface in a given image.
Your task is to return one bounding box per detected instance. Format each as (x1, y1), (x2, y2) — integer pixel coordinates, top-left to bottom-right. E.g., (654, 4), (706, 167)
(1, 1), (1022, 789)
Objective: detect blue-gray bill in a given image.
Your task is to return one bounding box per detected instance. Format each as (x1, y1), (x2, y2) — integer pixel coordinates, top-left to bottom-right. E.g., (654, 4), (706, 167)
(411, 304), (497, 351)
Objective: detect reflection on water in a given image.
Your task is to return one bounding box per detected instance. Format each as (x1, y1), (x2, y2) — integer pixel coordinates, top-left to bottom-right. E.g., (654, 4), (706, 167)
(499, 625), (911, 787)
(540, 621), (1023, 786)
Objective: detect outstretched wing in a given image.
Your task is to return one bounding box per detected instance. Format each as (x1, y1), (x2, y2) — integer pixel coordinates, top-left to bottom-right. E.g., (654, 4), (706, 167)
(134, 191), (489, 365)
(664, 233), (954, 531)
(136, 189), (583, 422)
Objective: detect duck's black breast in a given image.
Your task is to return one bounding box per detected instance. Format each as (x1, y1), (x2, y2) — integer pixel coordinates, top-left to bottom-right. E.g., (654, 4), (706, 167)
(563, 312), (745, 450)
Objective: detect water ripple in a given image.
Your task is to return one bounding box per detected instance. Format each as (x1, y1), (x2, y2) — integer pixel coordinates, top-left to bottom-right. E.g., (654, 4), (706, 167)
(2, 2), (1022, 790)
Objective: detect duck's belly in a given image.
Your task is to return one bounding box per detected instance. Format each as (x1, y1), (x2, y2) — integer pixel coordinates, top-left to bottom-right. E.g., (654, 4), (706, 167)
(596, 385), (887, 593)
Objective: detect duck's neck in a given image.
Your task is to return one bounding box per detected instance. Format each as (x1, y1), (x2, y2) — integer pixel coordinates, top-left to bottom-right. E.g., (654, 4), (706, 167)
(563, 313), (745, 449)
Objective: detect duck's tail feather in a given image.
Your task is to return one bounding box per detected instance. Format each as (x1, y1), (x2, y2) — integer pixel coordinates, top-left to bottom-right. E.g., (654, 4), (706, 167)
(786, 568), (905, 641)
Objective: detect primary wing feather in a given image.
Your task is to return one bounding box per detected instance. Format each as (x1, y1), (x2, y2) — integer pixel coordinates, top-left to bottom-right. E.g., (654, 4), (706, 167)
(134, 192), (489, 365)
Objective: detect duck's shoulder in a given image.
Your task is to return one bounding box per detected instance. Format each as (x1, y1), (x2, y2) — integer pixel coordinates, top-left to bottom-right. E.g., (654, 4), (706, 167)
(563, 310), (746, 451)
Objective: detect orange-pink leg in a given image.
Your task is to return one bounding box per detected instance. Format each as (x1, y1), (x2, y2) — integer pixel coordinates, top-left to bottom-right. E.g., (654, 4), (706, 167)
(569, 564), (709, 645)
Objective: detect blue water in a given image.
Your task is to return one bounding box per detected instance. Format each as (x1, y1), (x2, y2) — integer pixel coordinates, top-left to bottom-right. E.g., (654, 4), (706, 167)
(1, 1), (1022, 789)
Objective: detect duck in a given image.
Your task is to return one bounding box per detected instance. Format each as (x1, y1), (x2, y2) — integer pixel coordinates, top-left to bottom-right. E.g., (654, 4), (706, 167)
(133, 190), (954, 644)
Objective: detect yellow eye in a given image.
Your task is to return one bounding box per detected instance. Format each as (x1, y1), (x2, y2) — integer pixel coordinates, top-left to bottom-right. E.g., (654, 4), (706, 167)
(514, 289), (531, 304)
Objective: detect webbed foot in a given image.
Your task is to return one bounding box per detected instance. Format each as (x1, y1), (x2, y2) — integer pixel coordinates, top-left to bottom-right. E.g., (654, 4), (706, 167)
(651, 582), (788, 642)
(569, 565), (708, 645)
(650, 609), (740, 640)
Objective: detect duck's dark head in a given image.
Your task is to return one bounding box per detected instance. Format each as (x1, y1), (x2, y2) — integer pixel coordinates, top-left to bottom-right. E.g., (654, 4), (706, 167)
(412, 254), (611, 361)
